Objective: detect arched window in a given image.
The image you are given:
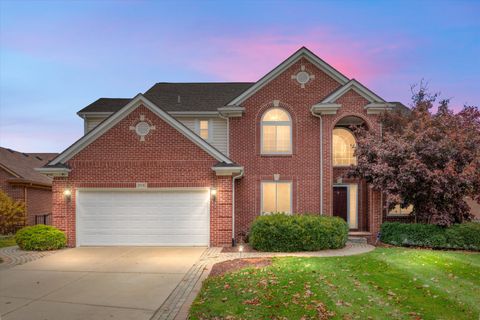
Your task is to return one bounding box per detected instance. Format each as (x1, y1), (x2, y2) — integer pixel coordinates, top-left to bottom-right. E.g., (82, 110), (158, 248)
(333, 128), (357, 166)
(261, 108), (292, 154)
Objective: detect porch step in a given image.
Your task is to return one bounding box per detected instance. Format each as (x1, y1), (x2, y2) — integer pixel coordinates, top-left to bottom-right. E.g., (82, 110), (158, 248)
(348, 236), (368, 244)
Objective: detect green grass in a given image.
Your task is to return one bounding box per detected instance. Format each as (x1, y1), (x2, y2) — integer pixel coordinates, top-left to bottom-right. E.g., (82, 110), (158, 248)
(189, 248), (480, 320)
(0, 236), (16, 248)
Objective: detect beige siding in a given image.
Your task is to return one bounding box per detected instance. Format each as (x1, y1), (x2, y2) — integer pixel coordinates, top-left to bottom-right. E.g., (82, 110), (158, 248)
(85, 117), (108, 133)
(211, 118), (228, 155)
(176, 117), (228, 155)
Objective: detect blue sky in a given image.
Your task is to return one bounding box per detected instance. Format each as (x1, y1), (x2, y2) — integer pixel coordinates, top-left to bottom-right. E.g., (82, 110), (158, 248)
(0, 0), (479, 152)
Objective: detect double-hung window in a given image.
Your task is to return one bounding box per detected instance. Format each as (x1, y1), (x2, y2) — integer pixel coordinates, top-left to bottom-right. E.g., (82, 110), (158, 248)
(197, 120), (209, 140)
(261, 181), (292, 214)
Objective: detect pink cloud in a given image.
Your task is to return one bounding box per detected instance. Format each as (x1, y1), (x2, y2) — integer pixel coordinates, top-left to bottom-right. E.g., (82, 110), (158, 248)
(185, 30), (415, 84)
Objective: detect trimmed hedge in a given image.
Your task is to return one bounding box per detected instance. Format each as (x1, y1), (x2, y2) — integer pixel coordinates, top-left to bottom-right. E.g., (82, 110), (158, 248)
(380, 222), (480, 251)
(249, 214), (348, 252)
(15, 225), (66, 251)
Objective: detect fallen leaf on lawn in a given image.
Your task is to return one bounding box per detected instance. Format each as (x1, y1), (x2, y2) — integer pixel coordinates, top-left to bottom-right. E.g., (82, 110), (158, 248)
(387, 290), (396, 297)
(304, 289), (313, 298)
(243, 297), (261, 305)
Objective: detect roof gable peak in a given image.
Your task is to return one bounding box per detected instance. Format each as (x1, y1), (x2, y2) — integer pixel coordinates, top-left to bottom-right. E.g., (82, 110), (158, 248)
(226, 46), (350, 107)
(321, 79), (386, 103)
(48, 94), (233, 166)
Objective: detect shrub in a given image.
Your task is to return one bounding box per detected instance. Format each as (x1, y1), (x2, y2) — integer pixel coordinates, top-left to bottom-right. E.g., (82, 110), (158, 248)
(0, 190), (26, 234)
(15, 225), (66, 251)
(249, 214), (348, 252)
(445, 223), (480, 250)
(380, 222), (480, 250)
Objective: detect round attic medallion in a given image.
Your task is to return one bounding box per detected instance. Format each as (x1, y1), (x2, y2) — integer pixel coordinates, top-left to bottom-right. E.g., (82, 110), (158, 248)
(296, 71), (310, 84)
(135, 121), (151, 137)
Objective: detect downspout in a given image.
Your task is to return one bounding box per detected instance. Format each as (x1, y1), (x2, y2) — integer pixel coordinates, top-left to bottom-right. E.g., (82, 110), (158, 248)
(219, 111), (243, 246)
(310, 109), (323, 215)
(232, 169), (244, 246)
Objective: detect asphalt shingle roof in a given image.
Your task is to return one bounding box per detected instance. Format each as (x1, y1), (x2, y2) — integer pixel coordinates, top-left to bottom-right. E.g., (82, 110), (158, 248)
(77, 83), (254, 114)
(0, 147), (58, 185)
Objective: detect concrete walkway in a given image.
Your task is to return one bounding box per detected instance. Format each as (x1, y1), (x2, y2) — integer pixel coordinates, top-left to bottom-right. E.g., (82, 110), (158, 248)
(0, 246), (58, 270)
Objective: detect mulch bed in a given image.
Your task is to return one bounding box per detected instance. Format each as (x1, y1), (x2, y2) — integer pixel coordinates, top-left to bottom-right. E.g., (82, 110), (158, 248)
(209, 258), (272, 277)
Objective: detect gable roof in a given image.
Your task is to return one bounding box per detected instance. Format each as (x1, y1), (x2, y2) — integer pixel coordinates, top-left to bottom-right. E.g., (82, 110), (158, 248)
(144, 82), (254, 112)
(77, 83), (254, 115)
(0, 147), (57, 186)
(48, 94), (234, 166)
(225, 47), (350, 107)
(321, 79), (385, 103)
(78, 98), (131, 114)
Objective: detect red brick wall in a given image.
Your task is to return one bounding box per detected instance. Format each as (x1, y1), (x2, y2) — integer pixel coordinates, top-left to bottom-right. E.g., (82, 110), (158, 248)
(229, 58), (383, 241)
(25, 188), (52, 225)
(52, 105), (232, 247)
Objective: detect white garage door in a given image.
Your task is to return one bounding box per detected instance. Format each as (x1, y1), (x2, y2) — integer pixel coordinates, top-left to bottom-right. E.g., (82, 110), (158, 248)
(76, 189), (210, 246)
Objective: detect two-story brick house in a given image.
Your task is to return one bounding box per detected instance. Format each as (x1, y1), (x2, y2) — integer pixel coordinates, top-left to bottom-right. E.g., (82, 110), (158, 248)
(38, 47), (409, 247)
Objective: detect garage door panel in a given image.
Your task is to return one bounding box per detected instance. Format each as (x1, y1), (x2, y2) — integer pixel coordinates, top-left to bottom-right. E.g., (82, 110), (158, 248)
(77, 190), (210, 246)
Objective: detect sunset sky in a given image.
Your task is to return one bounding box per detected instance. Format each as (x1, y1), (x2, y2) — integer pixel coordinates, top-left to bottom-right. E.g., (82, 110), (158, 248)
(0, 0), (479, 152)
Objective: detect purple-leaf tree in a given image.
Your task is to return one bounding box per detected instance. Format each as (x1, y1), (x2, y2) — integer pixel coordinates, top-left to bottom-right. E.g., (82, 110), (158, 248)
(347, 84), (480, 226)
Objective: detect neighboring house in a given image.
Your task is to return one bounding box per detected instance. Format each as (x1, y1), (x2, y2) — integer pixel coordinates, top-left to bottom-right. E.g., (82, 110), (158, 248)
(0, 147), (57, 226)
(466, 198), (480, 221)
(38, 47), (417, 247)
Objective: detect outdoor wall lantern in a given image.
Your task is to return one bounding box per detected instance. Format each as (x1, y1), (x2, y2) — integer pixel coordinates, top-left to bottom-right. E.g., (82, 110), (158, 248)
(210, 187), (217, 201)
(63, 188), (72, 201)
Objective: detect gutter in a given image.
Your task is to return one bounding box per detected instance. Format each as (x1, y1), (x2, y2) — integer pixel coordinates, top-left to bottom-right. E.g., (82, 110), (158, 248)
(231, 169), (244, 246)
(310, 109), (324, 215)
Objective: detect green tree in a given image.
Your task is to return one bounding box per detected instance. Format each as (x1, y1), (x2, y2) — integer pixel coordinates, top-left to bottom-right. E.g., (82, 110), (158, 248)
(348, 84), (480, 226)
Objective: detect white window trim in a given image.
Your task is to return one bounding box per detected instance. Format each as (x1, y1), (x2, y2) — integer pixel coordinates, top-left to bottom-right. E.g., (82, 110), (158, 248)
(195, 119), (212, 142)
(260, 108), (293, 155)
(332, 127), (357, 167)
(260, 181), (293, 215)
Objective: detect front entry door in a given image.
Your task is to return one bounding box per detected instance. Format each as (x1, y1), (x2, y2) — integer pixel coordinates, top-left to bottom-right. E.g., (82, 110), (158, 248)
(333, 186), (348, 222)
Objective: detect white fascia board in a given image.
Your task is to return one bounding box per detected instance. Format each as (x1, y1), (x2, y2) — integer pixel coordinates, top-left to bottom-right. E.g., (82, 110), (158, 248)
(50, 94), (233, 165)
(322, 79), (385, 104)
(77, 111), (114, 118)
(226, 47), (349, 107)
(218, 106), (245, 117)
(311, 103), (342, 115)
(365, 102), (395, 114)
(35, 167), (71, 177)
(212, 166), (244, 176)
(169, 111), (220, 117)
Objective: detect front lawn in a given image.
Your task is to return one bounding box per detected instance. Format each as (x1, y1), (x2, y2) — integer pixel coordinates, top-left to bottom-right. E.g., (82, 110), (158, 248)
(0, 236), (16, 248)
(190, 248), (479, 319)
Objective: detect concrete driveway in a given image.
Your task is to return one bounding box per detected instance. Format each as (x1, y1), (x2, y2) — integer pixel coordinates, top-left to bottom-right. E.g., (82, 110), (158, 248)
(0, 247), (206, 320)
